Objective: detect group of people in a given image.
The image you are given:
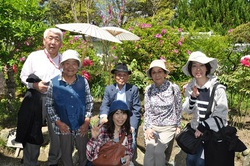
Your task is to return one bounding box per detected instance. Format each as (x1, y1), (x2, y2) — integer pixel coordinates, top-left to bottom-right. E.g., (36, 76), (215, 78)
(15, 27), (245, 166)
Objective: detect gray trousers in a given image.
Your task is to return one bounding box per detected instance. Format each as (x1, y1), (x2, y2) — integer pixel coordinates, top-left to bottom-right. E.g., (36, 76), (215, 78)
(41, 95), (61, 165)
(60, 133), (88, 166)
(23, 143), (40, 166)
(47, 119), (61, 165)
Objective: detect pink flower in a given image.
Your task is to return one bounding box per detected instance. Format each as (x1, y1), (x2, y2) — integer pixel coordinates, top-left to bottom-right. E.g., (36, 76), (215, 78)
(19, 57), (26, 62)
(240, 55), (250, 67)
(25, 41), (30, 46)
(74, 36), (79, 41)
(180, 37), (184, 42)
(159, 40), (163, 45)
(173, 49), (179, 53)
(178, 41), (182, 46)
(187, 50), (191, 54)
(128, 27), (133, 31)
(162, 29), (166, 34)
(141, 23), (152, 28)
(228, 29), (233, 33)
(81, 70), (90, 80)
(82, 59), (93, 67)
(160, 56), (166, 62)
(178, 28), (182, 32)
(69, 40), (73, 44)
(155, 34), (162, 38)
(183, 84), (188, 90)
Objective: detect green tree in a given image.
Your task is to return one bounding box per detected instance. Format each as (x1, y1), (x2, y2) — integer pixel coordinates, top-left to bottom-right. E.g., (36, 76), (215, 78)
(41, 0), (98, 25)
(172, 0), (250, 35)
(0, 0), (47, 111)
(227, 22), (250, 43)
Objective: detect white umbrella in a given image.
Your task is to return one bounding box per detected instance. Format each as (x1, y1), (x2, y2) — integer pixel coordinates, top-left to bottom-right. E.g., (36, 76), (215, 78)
(101, 26), (140, 41)
(55, 23), (122, 43)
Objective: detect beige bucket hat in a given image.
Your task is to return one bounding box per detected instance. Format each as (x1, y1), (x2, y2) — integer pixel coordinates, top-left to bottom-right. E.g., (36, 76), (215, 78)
(182, 51), (218, 76)
(60, 49), (81, 68)
(146, 59), (170, 79)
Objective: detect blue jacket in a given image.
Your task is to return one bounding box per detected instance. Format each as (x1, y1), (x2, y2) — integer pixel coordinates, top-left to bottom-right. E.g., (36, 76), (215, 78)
(52, 75), (86, 131)
(100, 83), (141, 129)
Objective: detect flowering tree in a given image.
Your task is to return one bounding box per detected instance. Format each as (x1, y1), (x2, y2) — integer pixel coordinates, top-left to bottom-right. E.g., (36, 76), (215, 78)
(0, 0), (47, 111)
(111, 19), (229, 91)
(95, 0), (126, 26)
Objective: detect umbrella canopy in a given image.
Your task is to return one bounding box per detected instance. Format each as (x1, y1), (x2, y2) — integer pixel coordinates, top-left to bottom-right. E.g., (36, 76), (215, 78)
(101, 26), (140, 41)
(55, 23), (122, 43)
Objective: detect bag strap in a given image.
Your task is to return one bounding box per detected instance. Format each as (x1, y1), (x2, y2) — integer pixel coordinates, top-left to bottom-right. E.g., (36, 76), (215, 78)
(205, 82), (220, 119)
(213, 116), (224, 130)
(118, 134), (126, 144)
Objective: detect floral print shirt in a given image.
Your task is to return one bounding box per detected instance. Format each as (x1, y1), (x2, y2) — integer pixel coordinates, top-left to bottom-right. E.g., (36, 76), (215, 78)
(144, 80), (182, 130)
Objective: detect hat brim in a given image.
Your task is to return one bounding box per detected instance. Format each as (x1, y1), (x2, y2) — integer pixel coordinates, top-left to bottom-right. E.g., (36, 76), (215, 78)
(60, 58), (82, 69)
(146, 68), (170, 79)
(108, 109), (133, 117)
(111, 69), (132, 75)
(182, 58), (218, 76)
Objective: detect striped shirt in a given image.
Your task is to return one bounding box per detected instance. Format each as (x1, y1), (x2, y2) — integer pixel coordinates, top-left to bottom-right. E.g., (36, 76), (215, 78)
(189, 88), (210, 121)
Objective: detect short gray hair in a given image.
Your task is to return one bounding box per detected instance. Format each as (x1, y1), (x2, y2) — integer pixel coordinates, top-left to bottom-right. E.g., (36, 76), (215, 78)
(43, 28), (63, 41)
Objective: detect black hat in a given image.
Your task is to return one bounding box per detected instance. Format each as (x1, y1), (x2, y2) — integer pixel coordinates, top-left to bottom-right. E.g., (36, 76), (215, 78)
(111, 63), (132, 75)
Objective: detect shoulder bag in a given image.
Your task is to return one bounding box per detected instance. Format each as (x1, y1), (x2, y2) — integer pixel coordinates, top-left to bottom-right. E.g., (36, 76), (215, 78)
(175, 123), (201, 154)
(92, 134), (126, 166)
(175, 83), (219, 154)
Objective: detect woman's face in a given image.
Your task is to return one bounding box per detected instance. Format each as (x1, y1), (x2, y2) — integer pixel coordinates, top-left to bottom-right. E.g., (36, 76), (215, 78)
(191, 61), (207, 79)
(112, 110), (128, 128)
(62, 59), (79, 78)
(151, 67), (167, 87)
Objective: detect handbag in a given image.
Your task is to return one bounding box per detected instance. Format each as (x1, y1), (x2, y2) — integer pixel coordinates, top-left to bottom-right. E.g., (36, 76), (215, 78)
(92, 134), (126, 166)
(202, 116), (236, 166)
(175, 123), (202, 154)
(176, 83), (220, 154)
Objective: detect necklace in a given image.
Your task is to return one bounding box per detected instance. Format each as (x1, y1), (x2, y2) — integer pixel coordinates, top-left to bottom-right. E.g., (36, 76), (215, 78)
(44, 49), (60, 69)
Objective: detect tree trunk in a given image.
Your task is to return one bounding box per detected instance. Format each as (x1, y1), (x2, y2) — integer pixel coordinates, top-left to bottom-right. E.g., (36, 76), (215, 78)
(5, 65), (16, 112)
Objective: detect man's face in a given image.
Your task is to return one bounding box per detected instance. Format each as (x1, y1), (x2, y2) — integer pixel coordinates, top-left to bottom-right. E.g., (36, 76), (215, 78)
(43, 31), (62, 56)
(114, 71), (129, 87)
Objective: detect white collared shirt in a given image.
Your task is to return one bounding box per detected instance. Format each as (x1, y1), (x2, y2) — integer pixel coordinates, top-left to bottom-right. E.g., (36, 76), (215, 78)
(20, 49), (62, 89)
(116, 84), (126, 102)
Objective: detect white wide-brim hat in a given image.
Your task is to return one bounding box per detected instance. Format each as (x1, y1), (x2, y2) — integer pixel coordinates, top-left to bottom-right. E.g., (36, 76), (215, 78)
(146, 59), (170, 79)
(60, 49), (81, 68)
(182, 51), (218, 76)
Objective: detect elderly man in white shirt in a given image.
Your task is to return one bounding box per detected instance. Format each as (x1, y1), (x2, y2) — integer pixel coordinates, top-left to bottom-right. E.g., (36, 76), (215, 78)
(17, 28), (63, 166)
